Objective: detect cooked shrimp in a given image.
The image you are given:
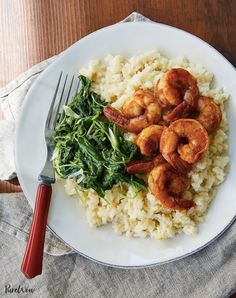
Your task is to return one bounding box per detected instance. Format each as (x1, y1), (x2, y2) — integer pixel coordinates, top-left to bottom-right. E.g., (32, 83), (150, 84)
(104, 90), (162, 134)
(148, 163), (193, 210)
(126, 154), (166, 174)
(126, 125), (165, 174)
(195, 96), (222, 133)
(136, 125), (164, 156)
(160, 119), (209, 173)
(155, 68), (199, 121)
(156, 68), (199, 107)
(165, 101), (190, 122)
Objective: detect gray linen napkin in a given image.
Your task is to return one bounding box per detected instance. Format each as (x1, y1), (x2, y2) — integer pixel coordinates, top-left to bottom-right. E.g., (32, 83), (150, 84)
(0, 12), (236, 298)
(1, 219), (236, 298)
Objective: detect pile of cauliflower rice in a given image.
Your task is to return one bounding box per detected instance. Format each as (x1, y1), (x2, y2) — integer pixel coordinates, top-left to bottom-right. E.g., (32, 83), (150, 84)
(64, 50), (229, 240)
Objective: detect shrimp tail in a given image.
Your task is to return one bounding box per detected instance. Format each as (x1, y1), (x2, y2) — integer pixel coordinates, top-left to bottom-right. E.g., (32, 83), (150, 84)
(166, 152), (192, 173)
(103, 106), (129, 129)
(126, 154), (166, 174)
(165, 101), (191, 122)
(126, 160), (155, 174)
(153, 154), (166, 166)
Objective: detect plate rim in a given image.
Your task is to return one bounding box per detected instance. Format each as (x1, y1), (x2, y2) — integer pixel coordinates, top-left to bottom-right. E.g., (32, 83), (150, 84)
(15, 21), (236, 268)
(46, 214), (236, 269)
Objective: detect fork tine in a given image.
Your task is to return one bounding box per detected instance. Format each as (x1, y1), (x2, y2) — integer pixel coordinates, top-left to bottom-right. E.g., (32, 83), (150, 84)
(52, 74), (68, 129)
(58, 75), (75, 123)
(75, 81), (80, 93)
(64, 75), (75, 106)
(46, 72), (62, 128)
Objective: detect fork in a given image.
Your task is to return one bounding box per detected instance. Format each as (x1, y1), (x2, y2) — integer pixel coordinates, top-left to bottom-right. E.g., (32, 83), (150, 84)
(21, 73), (76, 279)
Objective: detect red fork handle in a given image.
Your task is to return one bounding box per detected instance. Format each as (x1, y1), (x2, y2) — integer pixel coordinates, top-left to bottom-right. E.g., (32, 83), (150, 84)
(21, 183), (52, 279)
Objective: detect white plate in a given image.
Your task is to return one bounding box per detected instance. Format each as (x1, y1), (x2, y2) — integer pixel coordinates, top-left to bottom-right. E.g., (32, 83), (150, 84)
(15, 22), (236, 268)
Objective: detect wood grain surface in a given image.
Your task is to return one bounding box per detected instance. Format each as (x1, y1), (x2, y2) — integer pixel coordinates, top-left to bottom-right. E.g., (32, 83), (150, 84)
(1, 0), (235, 88)
(0, 1), (236, 295)
(0, 0), (236, 186)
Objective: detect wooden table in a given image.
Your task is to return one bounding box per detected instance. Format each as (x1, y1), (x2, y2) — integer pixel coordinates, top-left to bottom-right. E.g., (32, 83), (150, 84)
(1, 0), (236, 192)
(0, 1), (236, 294)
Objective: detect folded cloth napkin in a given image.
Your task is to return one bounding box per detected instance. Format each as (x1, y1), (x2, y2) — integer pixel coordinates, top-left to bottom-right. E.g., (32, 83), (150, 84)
(0, 12), (236, 298)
